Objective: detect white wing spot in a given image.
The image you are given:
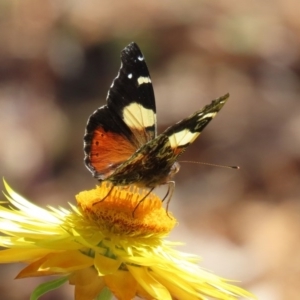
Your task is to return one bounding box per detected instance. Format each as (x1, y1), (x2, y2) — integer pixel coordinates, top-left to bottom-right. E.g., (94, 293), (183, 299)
(128, 73), (133, 79)
(137, 76), (151, 85)
(138, 55), (144, 61)
(200, 112), (216, 119)
(168, 130), (199, 148)
(123, 103), (155, 129)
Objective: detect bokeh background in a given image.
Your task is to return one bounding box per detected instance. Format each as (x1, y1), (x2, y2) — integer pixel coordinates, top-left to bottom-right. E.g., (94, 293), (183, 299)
(1, 0), (300, 299)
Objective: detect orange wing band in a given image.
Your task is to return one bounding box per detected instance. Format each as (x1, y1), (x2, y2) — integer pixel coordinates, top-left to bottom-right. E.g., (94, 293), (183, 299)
(89, 128), (136, 174)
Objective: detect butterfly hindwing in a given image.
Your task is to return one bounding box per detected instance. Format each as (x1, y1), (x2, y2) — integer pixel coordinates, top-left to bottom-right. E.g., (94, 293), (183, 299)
(84, 107), (138, 180)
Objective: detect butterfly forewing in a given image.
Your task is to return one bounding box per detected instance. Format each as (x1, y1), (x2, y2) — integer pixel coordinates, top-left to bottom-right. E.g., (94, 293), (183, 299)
(107, 43), (157, 144)
(84, 43), (156, 180)
(163, 94), (229, 157)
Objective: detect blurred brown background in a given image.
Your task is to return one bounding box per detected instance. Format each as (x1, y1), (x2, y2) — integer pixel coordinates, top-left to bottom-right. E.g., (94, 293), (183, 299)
(1, 0), (300, 299)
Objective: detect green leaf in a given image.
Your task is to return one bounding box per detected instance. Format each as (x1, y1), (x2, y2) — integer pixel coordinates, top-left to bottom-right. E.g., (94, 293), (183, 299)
(30, 276), (68, 300)
(95, 287), (113, 300)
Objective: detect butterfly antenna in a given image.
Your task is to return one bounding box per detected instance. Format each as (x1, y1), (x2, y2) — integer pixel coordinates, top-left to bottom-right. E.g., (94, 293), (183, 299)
(180, 161), (240, 170)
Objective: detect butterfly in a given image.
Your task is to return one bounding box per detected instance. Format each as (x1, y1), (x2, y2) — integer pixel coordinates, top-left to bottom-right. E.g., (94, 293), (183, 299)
(84, 42), (229, 202)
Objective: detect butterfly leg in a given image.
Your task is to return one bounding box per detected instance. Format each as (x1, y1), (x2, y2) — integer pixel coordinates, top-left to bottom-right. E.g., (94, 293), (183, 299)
(162, 183), (171, 202)
(132, 187), (155, 217)
(164, 181), (175, 217)
(92, 183), (115, 206)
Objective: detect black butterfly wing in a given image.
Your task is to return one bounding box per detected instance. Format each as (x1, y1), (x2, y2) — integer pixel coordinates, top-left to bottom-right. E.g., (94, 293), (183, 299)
(163, 94), (229, 158)
(108, 42), (157, 144)
(84, 43), (156, 180)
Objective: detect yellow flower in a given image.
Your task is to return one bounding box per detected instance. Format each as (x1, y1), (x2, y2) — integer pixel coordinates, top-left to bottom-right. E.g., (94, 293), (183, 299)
(0, 180), (255, 300)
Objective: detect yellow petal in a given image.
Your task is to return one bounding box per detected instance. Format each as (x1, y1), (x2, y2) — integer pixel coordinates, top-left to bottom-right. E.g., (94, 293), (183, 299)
(0, 248), (51, 263)
(151, 268), (200, 300)
(16, 251), (93, 278)
(104, 269), (137, 300)
(94, 252), (122, 275)
(136, 284), (158, 300)
(3, 180), (61, 224)
(39, 251), (93, 272)
(127, 265), (171, 300)
(70, 268), (105, 300)
(16, 255), (60, 278)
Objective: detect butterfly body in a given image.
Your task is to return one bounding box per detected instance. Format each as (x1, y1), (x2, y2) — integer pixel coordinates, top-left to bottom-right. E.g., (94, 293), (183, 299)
(104, 134), (180, 187)
(84, 42), (229, 189)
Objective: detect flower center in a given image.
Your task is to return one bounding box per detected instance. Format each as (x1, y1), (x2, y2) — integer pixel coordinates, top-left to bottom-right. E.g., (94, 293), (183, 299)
(76, 183), (176, 238)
